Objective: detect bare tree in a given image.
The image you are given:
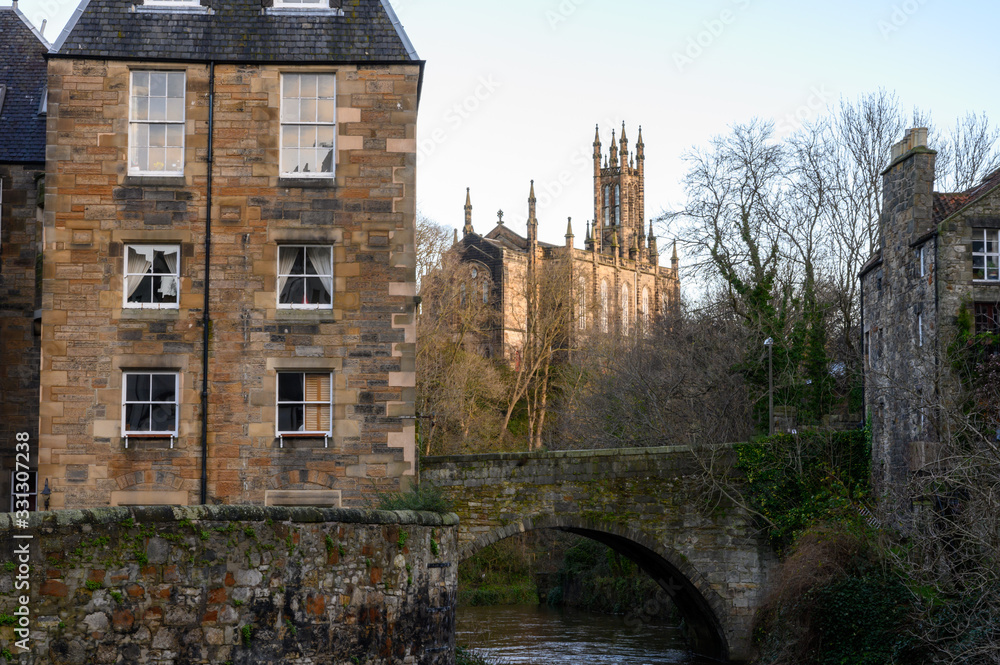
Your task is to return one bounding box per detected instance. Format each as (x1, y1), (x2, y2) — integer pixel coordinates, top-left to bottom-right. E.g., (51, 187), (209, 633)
(415, 213), (454, 289)
(500, 257), (575, 450)
(417, 253), (508, 455)
(556, 302), (753, 450)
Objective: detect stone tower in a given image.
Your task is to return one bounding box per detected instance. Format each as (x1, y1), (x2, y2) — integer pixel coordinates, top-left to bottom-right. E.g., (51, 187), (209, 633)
(593, 123), (645, 257)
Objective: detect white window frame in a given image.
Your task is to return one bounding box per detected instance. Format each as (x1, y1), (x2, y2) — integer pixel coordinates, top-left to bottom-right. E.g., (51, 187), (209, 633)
(918, 246), (925, 278)
(143, 0), (201, 6)
(273, 0), (326, 6)
(917, 313), (923, 347)
(124, 244), (180, 309)
(276, 371), (334, 443)
(972, 229), (999, 281)
(277, 245), (334, 309)
(128, 70), (186, 176)
(122, 372), (179, 443)
(280, 72), (337, 178)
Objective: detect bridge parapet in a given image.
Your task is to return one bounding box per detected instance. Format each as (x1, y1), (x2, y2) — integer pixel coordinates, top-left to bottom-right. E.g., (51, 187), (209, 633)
(423, 446), (775, 663)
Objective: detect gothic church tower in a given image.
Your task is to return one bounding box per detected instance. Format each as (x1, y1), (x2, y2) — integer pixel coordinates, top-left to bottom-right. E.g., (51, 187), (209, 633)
(593, 123), (645, 260)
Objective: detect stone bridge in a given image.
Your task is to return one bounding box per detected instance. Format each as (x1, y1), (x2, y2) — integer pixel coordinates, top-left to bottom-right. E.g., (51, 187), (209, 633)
(422, 446), (776, 663)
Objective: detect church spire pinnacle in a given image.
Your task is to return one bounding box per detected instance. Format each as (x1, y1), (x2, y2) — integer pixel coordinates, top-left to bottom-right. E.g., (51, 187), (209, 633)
(463, 187), (474, 236)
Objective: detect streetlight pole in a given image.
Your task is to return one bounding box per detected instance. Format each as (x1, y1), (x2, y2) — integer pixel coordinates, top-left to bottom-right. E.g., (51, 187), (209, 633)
(764, 338), (774, 436)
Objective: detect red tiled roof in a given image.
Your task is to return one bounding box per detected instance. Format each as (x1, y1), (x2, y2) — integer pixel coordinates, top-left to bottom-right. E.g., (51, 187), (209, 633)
(934, 168), (1000, 222)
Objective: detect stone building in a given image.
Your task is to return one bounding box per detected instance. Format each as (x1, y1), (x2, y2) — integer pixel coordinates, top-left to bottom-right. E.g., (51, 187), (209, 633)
(34, 0), (422, 509)
(452, 124), (680, 359)
(0, 5), (47, 510)
(861, 127), (1000, 495)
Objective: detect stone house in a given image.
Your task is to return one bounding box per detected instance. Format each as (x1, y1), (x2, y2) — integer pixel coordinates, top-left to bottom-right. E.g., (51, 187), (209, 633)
(861, 128), (1000, 496)
(0, 5), (47, 510)
(448, 125), (680, 360)
(34, 0), (422, 509)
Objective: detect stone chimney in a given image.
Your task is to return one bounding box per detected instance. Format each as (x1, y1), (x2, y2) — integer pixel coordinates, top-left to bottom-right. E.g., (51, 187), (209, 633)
(881, 127), (936, 247)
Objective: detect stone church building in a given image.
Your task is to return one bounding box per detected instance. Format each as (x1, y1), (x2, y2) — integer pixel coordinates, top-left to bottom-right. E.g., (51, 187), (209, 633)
(862, 127), (1000, 497)
(452, 124), (680, 359)
(10, 0), (423, 510)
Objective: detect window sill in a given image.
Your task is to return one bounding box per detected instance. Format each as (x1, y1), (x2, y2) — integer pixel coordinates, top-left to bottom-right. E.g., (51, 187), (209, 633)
(124, 175), (187, 187)
(135, 5), (213, 15)
(274, 309), (336, 322)
(120, 308), (181, 319)
(276, 433), (333, 449)
(264, 7), (344, 16)
(277, 177), (336, 189)
(123, 433), (177, 449)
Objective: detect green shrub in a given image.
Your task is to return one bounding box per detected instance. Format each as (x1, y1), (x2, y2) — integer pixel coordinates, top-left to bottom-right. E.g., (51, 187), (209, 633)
(374, 485), (452, 513)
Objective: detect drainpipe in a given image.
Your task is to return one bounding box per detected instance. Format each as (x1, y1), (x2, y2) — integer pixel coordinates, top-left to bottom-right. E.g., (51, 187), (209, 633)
(860, 273), (865, 427)
(200, 62), (215, 506)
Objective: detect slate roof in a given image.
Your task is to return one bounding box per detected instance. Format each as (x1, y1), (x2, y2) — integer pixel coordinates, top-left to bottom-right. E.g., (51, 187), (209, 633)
(0, 8), (48, 163)
(933, 168), (1000, 222)
(54, 0), (420, 64)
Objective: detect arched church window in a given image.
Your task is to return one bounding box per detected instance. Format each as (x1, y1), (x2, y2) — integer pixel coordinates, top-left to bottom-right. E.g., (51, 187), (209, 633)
(642, 288), (650, 334)
(615, 184), (621, 226)
(577, 276), (587, 330)
(621, 283), (630, 335)
(603, 185), (610, 225)
(600, 280), (609, 333)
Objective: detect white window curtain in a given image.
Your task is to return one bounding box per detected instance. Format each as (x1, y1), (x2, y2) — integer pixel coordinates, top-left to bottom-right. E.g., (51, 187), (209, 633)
(277, 247), (298, 297)
(307, 246), (333, 298)
(126, 246), (153, 298)
(159, 249), (178, 299)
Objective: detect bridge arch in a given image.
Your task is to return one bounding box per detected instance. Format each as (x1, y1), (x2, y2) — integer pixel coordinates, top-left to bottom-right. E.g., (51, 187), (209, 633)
(460, 513), (734, 661)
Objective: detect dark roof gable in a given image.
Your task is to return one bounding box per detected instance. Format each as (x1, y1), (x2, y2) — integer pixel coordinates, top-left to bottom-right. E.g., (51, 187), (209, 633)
(0, 8), (48, 163)
(54, 0), (419, 63)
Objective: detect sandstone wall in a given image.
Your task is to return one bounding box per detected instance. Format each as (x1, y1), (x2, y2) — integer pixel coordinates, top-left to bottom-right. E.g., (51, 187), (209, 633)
(40, 58), (419, 508)
(0, 506), (457, 664)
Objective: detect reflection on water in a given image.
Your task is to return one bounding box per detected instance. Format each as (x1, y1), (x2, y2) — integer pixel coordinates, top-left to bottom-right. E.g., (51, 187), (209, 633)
(457, 604), (716, 664)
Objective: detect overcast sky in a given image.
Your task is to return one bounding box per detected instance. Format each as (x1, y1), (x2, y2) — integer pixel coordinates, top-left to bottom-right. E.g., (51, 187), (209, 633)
(7, 0), (1000, 254)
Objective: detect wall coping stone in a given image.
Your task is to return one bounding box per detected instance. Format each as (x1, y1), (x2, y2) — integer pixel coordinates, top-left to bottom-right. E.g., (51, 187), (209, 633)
(422, 444), (738, 465)
(0, 505), (460, 531)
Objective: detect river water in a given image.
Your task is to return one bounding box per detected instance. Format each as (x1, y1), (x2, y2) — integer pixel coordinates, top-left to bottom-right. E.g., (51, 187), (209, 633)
(456, 604), (718, 664)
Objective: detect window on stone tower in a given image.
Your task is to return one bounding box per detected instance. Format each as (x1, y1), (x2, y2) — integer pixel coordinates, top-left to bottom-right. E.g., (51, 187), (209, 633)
(577, 276), (587, 330)
(615, 185), (621, 226)
(129, 71), (186, 175)
(281, 73), (336, 177)
(600, 280), (609, 333)
(603, 185), (611, 226)
(621, 283), (630, 335)
(642, 287), (650, 334)
(972, 229), (999, 281)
